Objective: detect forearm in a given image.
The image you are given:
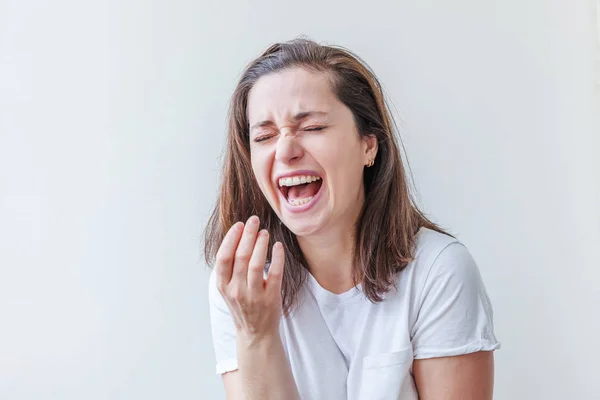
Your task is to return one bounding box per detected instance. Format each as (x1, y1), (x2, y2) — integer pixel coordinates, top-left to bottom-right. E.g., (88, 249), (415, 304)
(236, 332), (301, 400)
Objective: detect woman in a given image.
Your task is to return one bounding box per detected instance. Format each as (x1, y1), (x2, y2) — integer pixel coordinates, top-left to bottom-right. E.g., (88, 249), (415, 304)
(205, 38), (500, 400)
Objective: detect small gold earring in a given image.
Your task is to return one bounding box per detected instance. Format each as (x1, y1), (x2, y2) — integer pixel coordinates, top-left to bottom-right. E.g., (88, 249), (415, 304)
(367, 159), (374, 167)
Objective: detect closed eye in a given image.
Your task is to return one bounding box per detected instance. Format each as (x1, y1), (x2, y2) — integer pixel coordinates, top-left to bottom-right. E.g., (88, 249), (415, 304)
(253, 134), (276, 143)
(303, 126), (326, 132)
(253, 126), (326, 142)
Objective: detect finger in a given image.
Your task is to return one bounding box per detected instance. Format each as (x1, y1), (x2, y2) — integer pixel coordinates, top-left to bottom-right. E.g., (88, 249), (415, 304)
(248, 230), (269, 292)
(215, 222), (244, 289)
(232, 215), (260, 285)
(266, 242), (285, 295)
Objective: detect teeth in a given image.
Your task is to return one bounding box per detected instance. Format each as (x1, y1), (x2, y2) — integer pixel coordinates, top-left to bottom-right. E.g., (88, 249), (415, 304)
(288, 196), (314, 206)
(279, 175), (321, 187)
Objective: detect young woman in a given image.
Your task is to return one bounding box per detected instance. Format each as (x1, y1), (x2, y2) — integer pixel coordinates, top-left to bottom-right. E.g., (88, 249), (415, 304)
(205, 38), (500, 400)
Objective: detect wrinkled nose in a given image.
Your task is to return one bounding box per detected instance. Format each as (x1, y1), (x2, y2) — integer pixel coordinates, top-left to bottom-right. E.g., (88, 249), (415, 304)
(275, 129), (303, 164)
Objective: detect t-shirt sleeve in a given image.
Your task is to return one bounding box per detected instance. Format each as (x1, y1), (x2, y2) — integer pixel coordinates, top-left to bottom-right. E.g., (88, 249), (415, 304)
(411, 242), (501, 359)
(208, 268), (239, 374)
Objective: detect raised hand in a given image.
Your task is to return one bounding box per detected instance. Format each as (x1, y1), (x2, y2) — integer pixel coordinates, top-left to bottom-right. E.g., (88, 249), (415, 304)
(215, 215), (285, 344)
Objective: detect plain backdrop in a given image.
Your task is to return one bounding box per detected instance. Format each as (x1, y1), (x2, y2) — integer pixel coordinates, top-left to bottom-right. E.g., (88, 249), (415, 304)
(1, 0), (598, 399)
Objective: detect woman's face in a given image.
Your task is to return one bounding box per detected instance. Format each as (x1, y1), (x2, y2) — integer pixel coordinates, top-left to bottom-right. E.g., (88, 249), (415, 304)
(247, 67), (376, 237)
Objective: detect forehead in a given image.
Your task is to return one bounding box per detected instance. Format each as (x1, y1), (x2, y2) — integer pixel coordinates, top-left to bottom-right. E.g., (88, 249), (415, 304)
(247, 67), (338, 122)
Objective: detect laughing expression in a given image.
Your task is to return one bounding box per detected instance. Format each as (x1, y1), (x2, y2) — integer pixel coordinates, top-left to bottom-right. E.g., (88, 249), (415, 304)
(247, 67), (375, 237)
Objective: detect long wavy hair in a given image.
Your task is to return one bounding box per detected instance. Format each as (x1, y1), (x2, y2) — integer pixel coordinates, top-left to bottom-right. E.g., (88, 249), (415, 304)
(204, 38), (447, 315)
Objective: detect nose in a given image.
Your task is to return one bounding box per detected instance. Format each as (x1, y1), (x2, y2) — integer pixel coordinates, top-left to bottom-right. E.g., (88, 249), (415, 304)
(275, 129), (303, 164)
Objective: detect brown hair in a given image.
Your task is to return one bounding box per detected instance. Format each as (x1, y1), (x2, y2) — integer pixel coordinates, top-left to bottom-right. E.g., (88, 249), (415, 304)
(204, 38), (447, 314)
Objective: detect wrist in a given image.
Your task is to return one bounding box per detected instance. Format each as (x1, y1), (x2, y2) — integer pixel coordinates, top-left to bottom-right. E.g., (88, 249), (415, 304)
(237, 328), (281, 351)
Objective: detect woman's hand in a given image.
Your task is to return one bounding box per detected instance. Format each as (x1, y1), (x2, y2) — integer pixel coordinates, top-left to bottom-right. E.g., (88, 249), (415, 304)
(216, 216), (300, 400)
(214, 215), (285, 346)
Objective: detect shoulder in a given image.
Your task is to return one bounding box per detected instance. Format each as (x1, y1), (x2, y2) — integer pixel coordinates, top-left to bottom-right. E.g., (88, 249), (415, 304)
(413, 227), (460, 264)
(399, 228), (482, 300)
(406, 229), (500, 358)
(410, 227), (472, 278)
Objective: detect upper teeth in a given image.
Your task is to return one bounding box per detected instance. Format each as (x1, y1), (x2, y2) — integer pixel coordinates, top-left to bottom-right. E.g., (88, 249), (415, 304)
(279, 175), (321, 187)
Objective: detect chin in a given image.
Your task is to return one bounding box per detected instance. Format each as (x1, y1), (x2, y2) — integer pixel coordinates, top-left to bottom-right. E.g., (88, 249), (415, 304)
(284, 219), (322, 238)
(278, 204), (331, 238)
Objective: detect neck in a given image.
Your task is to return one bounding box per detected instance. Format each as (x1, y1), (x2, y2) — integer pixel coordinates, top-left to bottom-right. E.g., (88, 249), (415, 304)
(297, 225), (356, 294)
(296, 184), (366, 294)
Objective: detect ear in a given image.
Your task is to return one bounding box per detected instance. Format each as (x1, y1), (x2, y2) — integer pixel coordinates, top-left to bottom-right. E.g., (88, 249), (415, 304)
(363, 134), (378, 165)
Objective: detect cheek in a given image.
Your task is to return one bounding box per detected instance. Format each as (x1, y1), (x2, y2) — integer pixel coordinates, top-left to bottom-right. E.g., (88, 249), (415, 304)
(328, 145), (365, 194)
(250, 151), (271, 193)
(321, 137), (363, 171)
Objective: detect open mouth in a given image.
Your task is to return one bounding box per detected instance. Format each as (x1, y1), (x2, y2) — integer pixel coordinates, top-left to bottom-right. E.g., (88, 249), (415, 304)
(278, 174), (323, 207)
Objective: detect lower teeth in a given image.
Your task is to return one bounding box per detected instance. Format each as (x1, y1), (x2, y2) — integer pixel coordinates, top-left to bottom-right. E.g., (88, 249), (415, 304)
(289, 196), (314, 206)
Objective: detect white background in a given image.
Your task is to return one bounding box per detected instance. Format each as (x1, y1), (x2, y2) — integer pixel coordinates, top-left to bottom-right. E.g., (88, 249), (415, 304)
(1, 0), (598, 399)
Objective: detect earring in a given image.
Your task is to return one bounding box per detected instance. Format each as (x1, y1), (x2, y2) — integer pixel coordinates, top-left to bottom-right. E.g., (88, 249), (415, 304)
(367, 159), (374, 167)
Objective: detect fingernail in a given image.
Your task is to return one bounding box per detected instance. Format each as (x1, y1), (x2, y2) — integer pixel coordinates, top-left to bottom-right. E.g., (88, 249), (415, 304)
(233, 222), (244, 231)
(258, 229), (268, 237)
(248, 215), (259, 225)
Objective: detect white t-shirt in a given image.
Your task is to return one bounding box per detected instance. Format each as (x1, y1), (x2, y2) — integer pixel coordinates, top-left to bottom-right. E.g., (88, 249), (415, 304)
(209, 227), (500, 400)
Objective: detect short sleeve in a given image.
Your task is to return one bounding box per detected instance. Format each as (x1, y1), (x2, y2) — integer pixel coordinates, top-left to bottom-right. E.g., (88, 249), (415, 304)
(411, 242), (501, 359)
(208, 268), (239, 374)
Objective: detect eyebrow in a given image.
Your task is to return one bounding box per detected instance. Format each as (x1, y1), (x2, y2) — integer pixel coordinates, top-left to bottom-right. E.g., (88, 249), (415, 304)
(249, 111), (329, 133)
